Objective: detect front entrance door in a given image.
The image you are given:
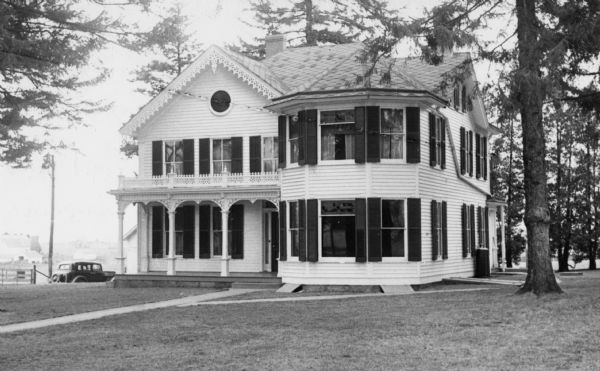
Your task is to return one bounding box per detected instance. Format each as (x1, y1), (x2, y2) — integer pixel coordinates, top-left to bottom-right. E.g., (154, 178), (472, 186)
(263, 210), (279, 272)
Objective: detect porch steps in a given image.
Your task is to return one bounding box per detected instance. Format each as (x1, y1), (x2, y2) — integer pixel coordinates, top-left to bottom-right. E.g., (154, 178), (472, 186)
(110, 273), (282, 289)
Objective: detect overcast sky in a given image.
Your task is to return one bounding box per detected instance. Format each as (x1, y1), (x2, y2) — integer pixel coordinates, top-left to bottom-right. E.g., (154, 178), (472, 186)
(0, 0), (505, 249)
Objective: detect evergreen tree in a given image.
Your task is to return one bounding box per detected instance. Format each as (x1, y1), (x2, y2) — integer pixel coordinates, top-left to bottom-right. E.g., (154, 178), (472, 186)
(132, 2), (200, 96)
(0, 0), (150, 167)
(238, 0), (372, 59)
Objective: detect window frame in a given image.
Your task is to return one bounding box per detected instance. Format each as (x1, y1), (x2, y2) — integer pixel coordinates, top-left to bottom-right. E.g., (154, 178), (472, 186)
(318, 108), (356, 164)
(287, 117), (302, 167)
(465, 205), (474, 257)
(164, 140), (184, 175)
(381, 199), (408, 261)
(319, 199), (356, 262)
(435, 116), (444, 168)
(262, 136), (279, 173)
(433, 201), (443, 261)
(211, 138), (232, 175)
(379, 107), (407, 163)
(466, 130), (473, 176)
(287, 201), (301, 261)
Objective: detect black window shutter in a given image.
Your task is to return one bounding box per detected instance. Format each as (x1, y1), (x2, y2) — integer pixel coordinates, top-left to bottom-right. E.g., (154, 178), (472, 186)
(249, 136), (262, 173)
(298, 199), (306, 261)
(431, 200), (438, 260)
(461, 85), (467, 112)
(406, 107), (420, 163)
(355, 198), (367, 262)
(484, 206), (490, 249)
(230, 204), (244, 259)
(442, 201), (448, 259)
(367, 197), (382, 262)
(305, 109), (318, 165)
(152, 141), (163, 176)
(354, 107), (366, 164)
(461, 204), (468, 257)
(279, 201), (287, 261)
(199, 138), (210, 175)
(306, 199), (318, 262)
(407, 198), (422, 261)
(366, 106), (380, 163)
(182, 139), (194, 176)
(475, 133), (481, 178)
(483, 137), (488, 180)
(441, 119), (447, 169)
(199, 205), (211, 259)
(298, 111), (306, 166)
(278, 116), (286, 168)
(180, 205), (195, 258)
(231, 137), (243, 174)
(429, 113), (436, 167)
(468, 131), (474, 177)
(151, 206), (164, 258)
(460, 127), (466, 175)
(470, 205), (476, 255)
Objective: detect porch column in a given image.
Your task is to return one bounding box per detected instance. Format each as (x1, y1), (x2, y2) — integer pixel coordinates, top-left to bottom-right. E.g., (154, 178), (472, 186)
(116, 201), (127, 274)
(221, 208), (230, 277)
(167, 208), (176, 275)
(500, 205), (507, 272)
(117, 210), (125, 274)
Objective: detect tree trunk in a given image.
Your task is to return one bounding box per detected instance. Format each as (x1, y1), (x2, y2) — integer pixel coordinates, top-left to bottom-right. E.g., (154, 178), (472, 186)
(304, 0), (317, 46)
(506, 119), (515, 268)
(515, 0), (562, 295)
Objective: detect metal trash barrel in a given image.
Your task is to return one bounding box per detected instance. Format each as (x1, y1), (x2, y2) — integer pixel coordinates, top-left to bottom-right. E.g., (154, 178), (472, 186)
(475, 248), (490, 278)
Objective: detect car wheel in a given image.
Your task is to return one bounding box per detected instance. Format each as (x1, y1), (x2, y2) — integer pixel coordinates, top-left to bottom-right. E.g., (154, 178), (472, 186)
(50, 274), (59, 283)
(72, 276), (87, 283)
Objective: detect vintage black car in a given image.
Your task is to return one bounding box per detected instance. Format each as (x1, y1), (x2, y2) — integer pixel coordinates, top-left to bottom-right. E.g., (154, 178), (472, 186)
(50, 262), (115, 283)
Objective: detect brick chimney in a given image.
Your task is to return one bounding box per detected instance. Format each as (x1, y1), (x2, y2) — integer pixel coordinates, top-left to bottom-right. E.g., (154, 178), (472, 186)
(265, 34), (286, 58)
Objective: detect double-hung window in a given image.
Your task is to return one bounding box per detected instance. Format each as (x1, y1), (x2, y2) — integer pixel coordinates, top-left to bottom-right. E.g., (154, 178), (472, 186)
(213, 138), (232, 174)
(320, 110), (355, 161)
(321, 200), (355, 257)
(435, 117), (443, 166)
(289, 119), (303, 164)
(289, 201), (301, 257)
(262, 136), (278, 172)
(382, 200), (405, 257)
(433, 201), (443, 260)
(164, 140), (183, 174)
(380, 108), (405, 159)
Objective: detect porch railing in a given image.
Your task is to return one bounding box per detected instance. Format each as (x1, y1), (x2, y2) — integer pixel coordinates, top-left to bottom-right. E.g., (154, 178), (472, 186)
(118, 171), (281, 189)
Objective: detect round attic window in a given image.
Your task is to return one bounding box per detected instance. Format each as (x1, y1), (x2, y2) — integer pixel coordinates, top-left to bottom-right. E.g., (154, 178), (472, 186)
(210, 90), (231, 114)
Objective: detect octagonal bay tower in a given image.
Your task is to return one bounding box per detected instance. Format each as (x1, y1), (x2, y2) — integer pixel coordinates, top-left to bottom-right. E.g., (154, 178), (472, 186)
(110, 36), (507, 286)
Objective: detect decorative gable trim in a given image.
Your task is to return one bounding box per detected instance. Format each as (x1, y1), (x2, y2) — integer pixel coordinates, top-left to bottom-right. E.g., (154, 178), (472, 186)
(121, 45), (282, 136)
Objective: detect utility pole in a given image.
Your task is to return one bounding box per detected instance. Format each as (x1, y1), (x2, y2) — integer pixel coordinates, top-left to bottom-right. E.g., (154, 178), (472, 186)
(43, 154), (55, 278)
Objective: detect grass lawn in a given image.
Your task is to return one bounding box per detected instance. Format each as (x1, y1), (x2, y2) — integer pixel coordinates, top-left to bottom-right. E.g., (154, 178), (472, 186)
(1, 272), (599, 370)
(0, 283), (219, 325)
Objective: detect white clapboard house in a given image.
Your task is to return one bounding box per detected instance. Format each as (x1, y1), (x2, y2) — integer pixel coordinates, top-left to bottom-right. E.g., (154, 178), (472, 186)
(110, 36), (507, 285)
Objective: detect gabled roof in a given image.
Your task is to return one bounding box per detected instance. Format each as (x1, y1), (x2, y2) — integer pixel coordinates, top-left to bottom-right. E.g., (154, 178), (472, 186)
(121, 42), (474, 136)
(121, 45), (285, 136)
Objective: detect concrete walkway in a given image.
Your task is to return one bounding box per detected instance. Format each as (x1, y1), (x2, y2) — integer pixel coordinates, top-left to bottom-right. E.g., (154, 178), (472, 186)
(0, 289), (257, 334)
(0, 287), (491, 334)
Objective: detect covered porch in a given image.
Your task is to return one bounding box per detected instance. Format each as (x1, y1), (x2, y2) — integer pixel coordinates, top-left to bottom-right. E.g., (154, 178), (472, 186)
(110, 173), (280, 277)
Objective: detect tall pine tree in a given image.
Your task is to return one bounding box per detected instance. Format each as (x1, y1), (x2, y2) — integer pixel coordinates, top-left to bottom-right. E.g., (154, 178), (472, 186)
(0, 0), (150, 167)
